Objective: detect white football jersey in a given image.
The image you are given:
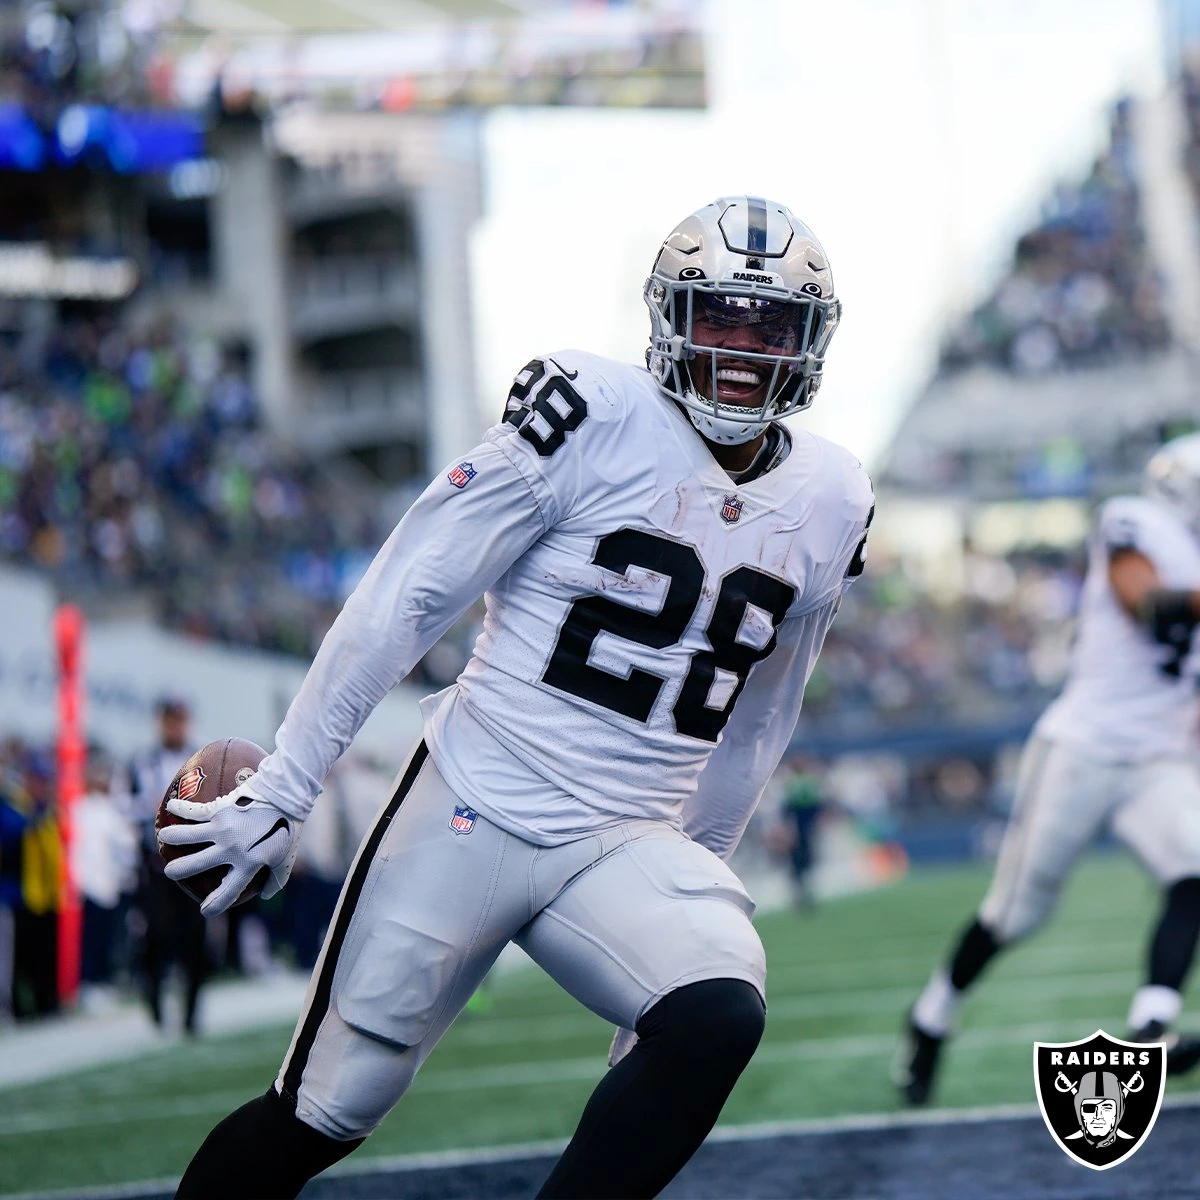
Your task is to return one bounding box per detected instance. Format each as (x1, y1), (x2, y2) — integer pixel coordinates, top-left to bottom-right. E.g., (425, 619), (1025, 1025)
(1037, 495), (1200, 760)
(247, 350), (872, 848)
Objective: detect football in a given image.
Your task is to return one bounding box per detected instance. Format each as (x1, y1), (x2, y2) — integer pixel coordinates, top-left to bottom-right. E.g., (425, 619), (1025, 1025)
(156, 737), (268, 906)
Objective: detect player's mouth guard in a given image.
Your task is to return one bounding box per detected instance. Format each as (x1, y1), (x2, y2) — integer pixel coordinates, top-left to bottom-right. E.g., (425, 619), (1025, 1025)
(691, 347), (787, 418)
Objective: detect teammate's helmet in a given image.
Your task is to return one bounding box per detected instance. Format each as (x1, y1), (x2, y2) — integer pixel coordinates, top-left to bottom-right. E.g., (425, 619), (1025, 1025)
(644, 196), (841, 445)
(1143, 432), (1200, 537)
(1074, 1071), (1123, 1145)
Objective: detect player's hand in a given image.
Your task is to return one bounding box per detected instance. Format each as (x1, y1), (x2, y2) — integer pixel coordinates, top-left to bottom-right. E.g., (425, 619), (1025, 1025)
(158, 790), (302, 917)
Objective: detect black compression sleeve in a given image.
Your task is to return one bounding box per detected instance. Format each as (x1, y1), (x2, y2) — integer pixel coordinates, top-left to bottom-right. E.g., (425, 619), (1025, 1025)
(537, 979), (765, 1198)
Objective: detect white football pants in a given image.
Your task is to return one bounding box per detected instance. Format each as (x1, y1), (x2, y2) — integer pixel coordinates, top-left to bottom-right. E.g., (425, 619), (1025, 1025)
(274, 739), (766, 1140)
(978, 736), (1200, 943)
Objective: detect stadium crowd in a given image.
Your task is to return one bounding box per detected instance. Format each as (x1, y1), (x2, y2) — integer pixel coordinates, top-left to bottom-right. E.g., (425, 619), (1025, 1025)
(801, 547), (1079, 729)
(937, 98), (1170, 375)
(0, 313), (381, 657)
(0, 0), (161, 113)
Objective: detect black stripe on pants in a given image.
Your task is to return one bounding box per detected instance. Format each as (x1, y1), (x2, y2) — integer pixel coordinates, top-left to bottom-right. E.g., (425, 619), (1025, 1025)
(280, 740), (429, 1102)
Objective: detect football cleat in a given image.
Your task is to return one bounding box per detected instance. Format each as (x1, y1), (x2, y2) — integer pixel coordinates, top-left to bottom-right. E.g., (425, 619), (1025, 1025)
(1131, 1019), (1200, 1076)
(893, 1012), (945, 1107)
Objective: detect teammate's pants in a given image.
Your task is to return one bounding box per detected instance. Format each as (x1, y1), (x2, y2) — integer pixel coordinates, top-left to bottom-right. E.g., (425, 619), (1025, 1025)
(277, 739), (766, 1139)
(979, 738), (1200, 943)
(139, 863), (210, 1031)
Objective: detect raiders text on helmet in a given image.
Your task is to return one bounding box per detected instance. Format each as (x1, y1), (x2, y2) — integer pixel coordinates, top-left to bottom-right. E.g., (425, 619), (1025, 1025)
(644, 196), (841, 445)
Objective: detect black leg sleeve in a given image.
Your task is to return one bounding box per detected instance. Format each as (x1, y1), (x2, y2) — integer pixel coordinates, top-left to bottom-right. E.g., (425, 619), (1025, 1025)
(537, 979), (765, 1200)
(948, 917), (1003, 993)
(1148, 877), (1200, 992)
(175, 1087), (363, 1200)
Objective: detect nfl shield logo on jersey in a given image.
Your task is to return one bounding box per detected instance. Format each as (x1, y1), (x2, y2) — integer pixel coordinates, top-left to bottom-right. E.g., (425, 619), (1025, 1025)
(450, 805), (479, 835)
(447, 462), (477, 489)
(721, 494), (744, 525)
(1034, 1030), (1165, 1170)
(176, 766), (206, 802)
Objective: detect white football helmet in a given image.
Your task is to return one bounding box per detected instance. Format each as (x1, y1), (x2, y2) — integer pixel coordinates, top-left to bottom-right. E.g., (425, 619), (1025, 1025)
(644, 196), (841, 445)
(1144, 432), (1200, 537)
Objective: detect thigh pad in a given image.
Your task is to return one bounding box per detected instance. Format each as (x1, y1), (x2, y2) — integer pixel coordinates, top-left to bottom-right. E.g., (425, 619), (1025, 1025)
(335, 917), (459, 1048)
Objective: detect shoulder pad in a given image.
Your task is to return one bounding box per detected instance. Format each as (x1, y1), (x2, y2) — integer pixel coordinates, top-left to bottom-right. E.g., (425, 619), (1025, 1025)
(498, 350), (637, 468)
(503, 350), (630, 427)
(1096, 495), (1163, 550)
(540, 350), (634, 424)
(809, 434), (874, 522)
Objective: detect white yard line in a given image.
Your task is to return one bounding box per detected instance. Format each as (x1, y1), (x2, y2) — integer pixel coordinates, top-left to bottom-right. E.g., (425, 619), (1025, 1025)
(0, 1015), (1166, 1137)
(1, 970), (1150, 1114)
(764, 938), (1147, 988)
(3, 947), (1143, 1090)
(0, 973), (311, 1090)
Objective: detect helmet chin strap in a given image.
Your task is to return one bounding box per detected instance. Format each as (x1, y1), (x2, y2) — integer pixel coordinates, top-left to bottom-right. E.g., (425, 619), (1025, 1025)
(683, 393), (769, 445)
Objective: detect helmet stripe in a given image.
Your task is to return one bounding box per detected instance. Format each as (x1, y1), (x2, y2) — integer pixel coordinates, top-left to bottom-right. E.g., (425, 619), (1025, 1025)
(747, 195), (768, 254)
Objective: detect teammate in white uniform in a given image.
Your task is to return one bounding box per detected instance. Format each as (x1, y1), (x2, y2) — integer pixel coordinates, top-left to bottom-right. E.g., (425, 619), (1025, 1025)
(897, 434), (1200, 1106)
(160, 197), (873, 1199)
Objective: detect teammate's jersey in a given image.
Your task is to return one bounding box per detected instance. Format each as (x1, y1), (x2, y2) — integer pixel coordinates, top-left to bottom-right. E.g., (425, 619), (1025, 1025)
(248, 350), (873, 845)
(1037, 495), (1200, 760)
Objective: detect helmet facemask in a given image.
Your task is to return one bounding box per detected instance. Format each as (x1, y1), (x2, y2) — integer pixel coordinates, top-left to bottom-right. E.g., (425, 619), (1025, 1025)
(645, 277), (841, 445)
(1144, 442), (1200, 540)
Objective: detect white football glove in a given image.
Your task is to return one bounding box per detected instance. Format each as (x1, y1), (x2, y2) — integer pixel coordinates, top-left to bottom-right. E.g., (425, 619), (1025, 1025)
(158, 789), (302, 918)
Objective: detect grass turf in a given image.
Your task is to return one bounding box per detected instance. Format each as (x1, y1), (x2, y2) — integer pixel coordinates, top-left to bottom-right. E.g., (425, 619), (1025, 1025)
(3, 853), (1194, 1196)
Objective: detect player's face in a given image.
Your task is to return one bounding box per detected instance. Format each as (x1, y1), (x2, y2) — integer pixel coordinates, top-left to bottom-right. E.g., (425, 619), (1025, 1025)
(1081, 1098), (1117, 1138)
(161, 711), (190, 750)
(688, 294), (802, 410)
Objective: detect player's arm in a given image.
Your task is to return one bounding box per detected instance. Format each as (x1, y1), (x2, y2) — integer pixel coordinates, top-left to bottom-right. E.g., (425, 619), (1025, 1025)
(1107, 538), (1200, 664)
(249, 440), (549, 811)
(160, 439), (550, 914)
(684, 597), (841, 860)
(1109, 548), (1164, 616)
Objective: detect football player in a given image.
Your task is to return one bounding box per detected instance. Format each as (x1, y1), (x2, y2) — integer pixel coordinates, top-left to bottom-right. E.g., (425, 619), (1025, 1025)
(160, 196), (873, 1200)
(897, 434), (1200, 1106)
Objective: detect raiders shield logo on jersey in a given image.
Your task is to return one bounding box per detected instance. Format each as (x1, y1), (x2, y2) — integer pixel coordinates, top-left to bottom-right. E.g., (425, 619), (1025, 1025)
(1034, 1031), (1165, 1170)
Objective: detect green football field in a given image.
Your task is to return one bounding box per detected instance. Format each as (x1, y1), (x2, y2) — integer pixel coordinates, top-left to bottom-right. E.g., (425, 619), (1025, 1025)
(3, 854), (1196, 1197)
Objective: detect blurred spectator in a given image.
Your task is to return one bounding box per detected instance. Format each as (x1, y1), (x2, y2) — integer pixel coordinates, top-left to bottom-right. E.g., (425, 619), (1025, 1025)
(796, 545), (1081, 740)
(127, 697), (208, 1033)
(0, 0), (160, 113)
(72, 745), (137, 1006)
(9, 750), (60, 1018)
(283, 764), (356, 970)
(773, 754), (828, 911)
(0, 746), (27, 1023)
